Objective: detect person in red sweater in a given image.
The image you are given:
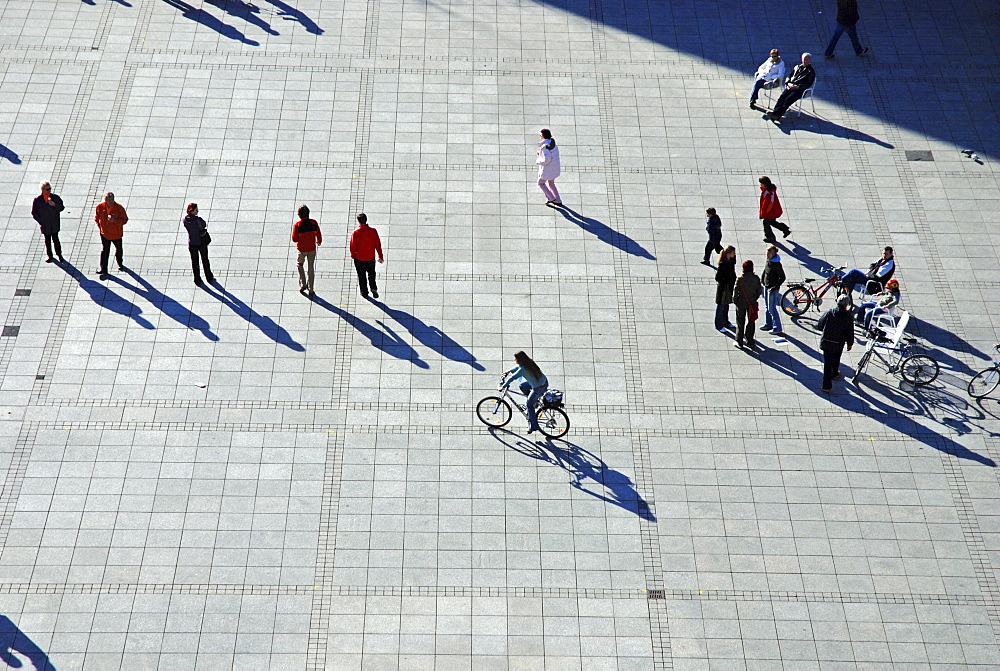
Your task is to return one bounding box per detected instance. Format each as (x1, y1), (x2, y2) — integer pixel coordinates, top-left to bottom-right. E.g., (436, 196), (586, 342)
(349, 212), (383, 299)
(94, 191), (128, 275)
(292, 204), (322, 296)
(758, 176), (790, 242)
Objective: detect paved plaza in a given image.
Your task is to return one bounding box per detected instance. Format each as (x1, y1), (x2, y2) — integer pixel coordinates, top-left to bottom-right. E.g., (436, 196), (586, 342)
(1, 0), (999, 667)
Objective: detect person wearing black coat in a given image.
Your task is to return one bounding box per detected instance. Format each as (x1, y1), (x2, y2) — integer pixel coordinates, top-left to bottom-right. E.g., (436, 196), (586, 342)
(714, 246), (737, 331)
(824, 0), (869, 59)
(816, 295), (855, 392)
(702, 207), (723, 265)
(760, 245), (786, 335)
(31, 181), (65, 263)
(183, 203), (214, 286)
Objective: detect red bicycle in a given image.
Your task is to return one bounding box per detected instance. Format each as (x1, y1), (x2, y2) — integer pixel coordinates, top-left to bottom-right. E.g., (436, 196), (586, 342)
(781, 266), (850, 316)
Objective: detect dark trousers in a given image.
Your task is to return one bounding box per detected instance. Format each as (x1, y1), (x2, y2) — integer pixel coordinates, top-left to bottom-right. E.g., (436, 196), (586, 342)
(735, 305), (755, 346)
(772, 87), (805, 119)
(715, 303), (730, 330)
(43, 232), (62, 260)
(189, 244), (213, 281)
(825, 22), (862, 56)
(821, 343), (845, 389)
(762, 218), (790, 240)
(354, 258), (377, 295)
(99, 235), (123, 271)
(704, 236), (722, 263)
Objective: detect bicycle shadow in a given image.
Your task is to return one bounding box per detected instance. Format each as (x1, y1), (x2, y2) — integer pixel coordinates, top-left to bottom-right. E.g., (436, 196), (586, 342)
(489, 428), (656, 521)
(309, 295), (429, 368)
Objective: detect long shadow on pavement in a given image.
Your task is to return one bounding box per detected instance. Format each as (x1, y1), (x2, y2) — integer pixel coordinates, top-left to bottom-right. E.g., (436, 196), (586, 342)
(201, 280), (304, 351)
(107, 268), (218, 341)
(0, 615), (53, 671)
(554, 205), (656, 260)
(61, 261), (154, 330)
(309, 295), (429, 368)
(370, 300), (485, 370)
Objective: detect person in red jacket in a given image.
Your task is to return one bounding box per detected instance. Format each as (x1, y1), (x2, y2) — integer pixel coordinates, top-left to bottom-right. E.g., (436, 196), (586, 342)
(349, 212), (383, 299)
(758, 176), (790, 242)
(94, 191), (129, 275)
(292, 204), (322, 296)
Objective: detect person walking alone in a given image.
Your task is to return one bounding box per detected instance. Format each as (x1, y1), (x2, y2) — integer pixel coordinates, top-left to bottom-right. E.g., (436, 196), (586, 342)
(824, 0), (869, 59)
(715, 246), (737, 332)
(31, 181), (65, 264)
(349, 212), (383, 299)
(816, 295), (855, 393)
(760, 245), (786, 336)
(183, 203), (214, 286)
(702, 207), (723, 266)
(292, 205), (322, 296)
(758, 176), (790, 242)
(536, 129), (561, 206)
(733, 259), (762, 349)
(94, 191), (128, 276)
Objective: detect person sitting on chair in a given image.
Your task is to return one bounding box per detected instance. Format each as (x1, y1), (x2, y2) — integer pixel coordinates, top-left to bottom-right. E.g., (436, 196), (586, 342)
(750, 49), (786, 110)
(766, 53), (815, 122)
(856, 278), (901, 329)
(839, 246), (895, 295)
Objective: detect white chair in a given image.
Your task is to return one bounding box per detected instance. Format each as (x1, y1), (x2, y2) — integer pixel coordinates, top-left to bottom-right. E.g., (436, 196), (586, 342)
(761, 77), (783, 108)
(794, 80), (817, 117)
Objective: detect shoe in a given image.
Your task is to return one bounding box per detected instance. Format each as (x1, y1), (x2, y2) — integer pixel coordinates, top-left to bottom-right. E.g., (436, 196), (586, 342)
(45, 257), (54, 263)
(700, 260), (711, 266)
(825, 53), (835, 59)
(96, 268), (107, 276)
(546, 200), (555, 204)
(782, 228), (791, 238)
(308, 289), (314, 296)
(763, 237), (777, 243)
(57, 256), (65, 263)
(718, 328), (728, 334)
(820, 386), (832, 393)
(770, 330), (783, 337)
(360, 292), (369, 298)
(857, 47), (869, 56)
(118, 264), (125, 271)
(527, 428), (537, 434)
(761, 325), (772, 332)
(205, 275), (215, 283)
(728, 323), (737, 330)
(831, 372), (841, 381)
(195, 278), (203, 286)
(372, 291), (379, 299)
(552, 202), (562, 206)
(734, 341), (743, 349)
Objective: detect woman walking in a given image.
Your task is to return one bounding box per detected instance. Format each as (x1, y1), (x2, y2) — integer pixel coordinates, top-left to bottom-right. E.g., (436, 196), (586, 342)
(292, 205), (322, 296)
(733, 259), (762, 349)
(715, 246), (737, 332)
(183, 203), (214, 286)
(535, 129), (561, 206)
(501, 351), (549, 434)
(701, 207), (723, 266)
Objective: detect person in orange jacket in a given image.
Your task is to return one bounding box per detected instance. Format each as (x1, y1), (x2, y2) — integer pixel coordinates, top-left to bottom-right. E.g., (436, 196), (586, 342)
(758, 176), (790, 243)
(94, 191), (128, 275)
(292, 204), (322, 296)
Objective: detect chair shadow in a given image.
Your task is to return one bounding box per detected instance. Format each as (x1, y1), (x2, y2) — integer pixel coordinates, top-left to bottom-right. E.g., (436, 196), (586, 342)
(489, 428), (656, 521)
(161, 0), (260, 45)
(309, 295), (429, 368)
(908, 315), (990, 376)
(0, 615), (53, 671)
(0, 143), (21, 165)
(554, 206), (656, 260)
(200, 280), (304, 351)
(370, 300), (484, 370)
(773, 113), (895, 148)
(107, 269), (218, 341)
(61, 261), (154, 330)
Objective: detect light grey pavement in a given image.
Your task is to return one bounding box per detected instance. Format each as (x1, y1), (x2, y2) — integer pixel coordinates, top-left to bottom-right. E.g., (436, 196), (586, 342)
(1, 0), (999, 667)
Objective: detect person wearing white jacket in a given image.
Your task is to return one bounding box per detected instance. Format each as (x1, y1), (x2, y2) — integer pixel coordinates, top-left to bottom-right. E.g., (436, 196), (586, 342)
(535, 128), (561, 206)
(749, 49), (787, 110)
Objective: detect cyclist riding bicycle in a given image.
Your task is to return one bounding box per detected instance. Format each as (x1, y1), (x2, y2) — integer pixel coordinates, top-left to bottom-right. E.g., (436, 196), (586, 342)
(501, 351), (548, 434)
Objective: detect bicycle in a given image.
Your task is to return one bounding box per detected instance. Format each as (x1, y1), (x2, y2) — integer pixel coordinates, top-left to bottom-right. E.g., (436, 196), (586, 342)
(853, 328), (940, 386)
(476, 375), (570, 438)
(968, 344), (1000, 398)
(781, 266), (850, 317)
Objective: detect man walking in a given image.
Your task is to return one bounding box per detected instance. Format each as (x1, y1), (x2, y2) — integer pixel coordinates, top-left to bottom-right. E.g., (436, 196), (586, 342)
(766, 53), (816, 122)
(292, 205), (322, 296)
(349, 212), (383, 299)
(824, 0), (869, 59)
(94, 191), (128, 275)
(31, 181), (65, 263)
(816, 295), (855, 393)
(758, 176), (790, 242)
(749, 49), (786, 110)
(701, 207), (723, 266)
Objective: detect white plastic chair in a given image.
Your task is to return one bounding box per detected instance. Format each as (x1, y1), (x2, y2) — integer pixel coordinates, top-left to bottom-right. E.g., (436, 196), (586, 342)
(794, 80), (817, 117)
(761, 77), (783, 108)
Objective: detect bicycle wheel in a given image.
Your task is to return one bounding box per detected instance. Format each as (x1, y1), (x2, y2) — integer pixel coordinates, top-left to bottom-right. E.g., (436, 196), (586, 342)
(967, 367), (1000, 398)
(476, 396), (512, 428)
(852, 349), (873, 382)
(900, 355), (939, 386)
(537, 407), (570, 439)
(780, 287), (811, 316)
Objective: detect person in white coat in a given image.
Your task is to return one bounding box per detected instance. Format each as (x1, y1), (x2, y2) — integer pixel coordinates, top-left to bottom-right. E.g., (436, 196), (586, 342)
(749, 49), (786, 110)
(535, 128), (561, 206)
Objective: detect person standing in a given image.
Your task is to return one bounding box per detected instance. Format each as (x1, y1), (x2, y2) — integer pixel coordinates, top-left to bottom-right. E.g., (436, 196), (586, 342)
(766, 53), (816, 122)
(715, 246), (737, 332)
(501, 351), (549, 434)
(536, 128), (561, 206)
(758, 176), (790, 242)
(31, 181), (65, 263)
(816, 295), (855, 392)
(94, 191), (128, 275)
(292, 205), (322, 296)
(349, 212), (383, 299)
(702, 207), (723, 266)
(183, 203), (214, 286)
(733, 259), (762, 349)
(749, 49), (787, 110)
(824, 0), (869, 59)
(760, 245), (786, 336)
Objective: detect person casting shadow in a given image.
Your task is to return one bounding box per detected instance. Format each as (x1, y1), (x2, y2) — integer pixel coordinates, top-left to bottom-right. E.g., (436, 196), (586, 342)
(370, 300), (485, 370)
(0, 143), (21, 165)
(263, 0), (323, 34)
(309, 295), (427, 368)
(161, 0), (260, 45)
(61, 261), (154, 330)
(200, 281), (304, 351)
(554, 206), (656, 260)
(1, 615), (53, 671)
(107, 269), (218, 341)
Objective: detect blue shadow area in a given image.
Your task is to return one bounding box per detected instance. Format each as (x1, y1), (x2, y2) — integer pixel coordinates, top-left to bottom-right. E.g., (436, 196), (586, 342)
(310, 295), (429, 368)
(107, 269), (218, 341)
(205, 0), (278, 36)
(61, 261), (154, 330)
(201, 280), (304, 351)
(263, 0), (323, 34)
(554, 205), (655, 259)
(0, 143), (21, 165)
(154, 0), (322, 43)
(491, 428), (656, 521)
(370, 300), (485, 370)
(1, 615), (54, 670)
(161, 0), (260, 45)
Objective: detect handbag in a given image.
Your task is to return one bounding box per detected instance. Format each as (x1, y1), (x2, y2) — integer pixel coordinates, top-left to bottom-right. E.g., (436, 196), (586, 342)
(201, 231), (212, 245)
(739, 278), (759, 321)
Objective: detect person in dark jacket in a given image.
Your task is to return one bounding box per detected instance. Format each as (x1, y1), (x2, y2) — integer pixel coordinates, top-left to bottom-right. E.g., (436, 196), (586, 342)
(824, 0), (869, 59)
(733, 259), (762, 349)
(760, 245), (786, 336)
(31, 181), (65, 263)
(816, 295), (855, 392)
(767, 53), (816, 122)
(183, 203), (214, 286)
(702, 207), (723, 266)
(715, 246), (737, 332)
